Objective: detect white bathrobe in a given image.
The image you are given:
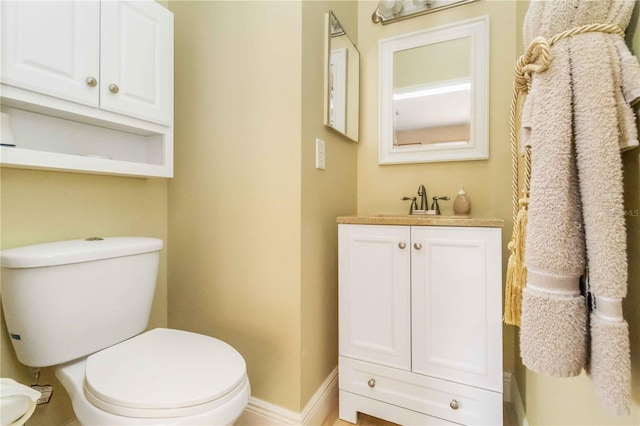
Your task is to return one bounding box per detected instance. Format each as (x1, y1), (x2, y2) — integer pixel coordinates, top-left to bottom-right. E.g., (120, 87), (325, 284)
(519, 0), (639, 415)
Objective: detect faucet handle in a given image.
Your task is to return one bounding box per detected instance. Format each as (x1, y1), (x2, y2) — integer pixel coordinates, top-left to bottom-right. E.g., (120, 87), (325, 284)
(401, 196), (418, 214)
(430, 196), (450, 215)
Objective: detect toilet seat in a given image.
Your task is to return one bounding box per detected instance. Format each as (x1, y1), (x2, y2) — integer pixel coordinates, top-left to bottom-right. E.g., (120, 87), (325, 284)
(83, 328), (247, 418)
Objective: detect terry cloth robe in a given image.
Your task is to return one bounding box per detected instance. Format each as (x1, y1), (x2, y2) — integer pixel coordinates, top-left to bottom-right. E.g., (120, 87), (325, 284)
(519, 0), (640, 415)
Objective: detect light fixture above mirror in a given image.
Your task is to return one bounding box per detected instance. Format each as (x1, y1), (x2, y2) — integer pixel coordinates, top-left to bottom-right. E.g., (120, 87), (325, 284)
(372, 0), (479, 25)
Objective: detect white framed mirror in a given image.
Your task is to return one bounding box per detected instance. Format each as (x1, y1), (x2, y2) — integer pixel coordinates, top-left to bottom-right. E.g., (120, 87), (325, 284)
(324, 11), (360, 142)
(378, 15), (489, 164)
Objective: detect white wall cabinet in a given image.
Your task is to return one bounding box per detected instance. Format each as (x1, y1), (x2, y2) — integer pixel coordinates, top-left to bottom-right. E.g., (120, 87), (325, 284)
(338, 224), (503, 425)
(0, 0), (174, 178)
(99, 0), (173, 125)
(0, 1), (100, 107)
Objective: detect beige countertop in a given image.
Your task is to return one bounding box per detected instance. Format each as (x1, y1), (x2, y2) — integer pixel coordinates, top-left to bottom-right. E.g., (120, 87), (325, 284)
(337, 214), (504, 228)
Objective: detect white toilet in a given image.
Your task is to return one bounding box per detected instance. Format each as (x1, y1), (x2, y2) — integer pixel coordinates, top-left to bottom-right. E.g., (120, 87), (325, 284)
(0, 237), (250, 425)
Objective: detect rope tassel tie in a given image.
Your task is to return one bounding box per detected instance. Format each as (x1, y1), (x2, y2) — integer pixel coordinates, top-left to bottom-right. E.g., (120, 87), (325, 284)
(504, 186), (529, 326)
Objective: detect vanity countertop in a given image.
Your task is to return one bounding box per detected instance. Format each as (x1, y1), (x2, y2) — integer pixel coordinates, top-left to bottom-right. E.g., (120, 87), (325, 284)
(337, 215), (504, 228)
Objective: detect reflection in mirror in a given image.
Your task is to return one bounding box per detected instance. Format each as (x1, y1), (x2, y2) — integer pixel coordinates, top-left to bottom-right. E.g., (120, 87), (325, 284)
(324, 11), (360, 142)
(379, 16), (488, 164)
(394, 37), (470, 146)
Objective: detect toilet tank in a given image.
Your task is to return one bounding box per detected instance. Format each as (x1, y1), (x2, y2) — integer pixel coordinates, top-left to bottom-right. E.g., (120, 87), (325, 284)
(0, 237), (163, 367)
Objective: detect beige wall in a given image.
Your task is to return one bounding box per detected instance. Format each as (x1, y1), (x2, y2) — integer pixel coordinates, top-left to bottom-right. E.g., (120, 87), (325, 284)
(356, 0), (639, 422)
(0, 169), (168, 425)
(356, 0), (517, 376)
(168, 0), (303, 410)
(0, 2), (170, 424)
(168, 0), (358, 413)
(301, 0), (359, 407)
(2, 0), (637, 424)
(394, 36), (470, 88)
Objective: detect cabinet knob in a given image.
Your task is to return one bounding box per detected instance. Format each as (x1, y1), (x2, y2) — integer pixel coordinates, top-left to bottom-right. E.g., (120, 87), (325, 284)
(85, 76), (97, 87)
(367, 378), (376, 388)
(109, 83), (120, 94)
(449, 399), (459, 410)
(398, 242), (406, 249)
(413, 242), (422, 250)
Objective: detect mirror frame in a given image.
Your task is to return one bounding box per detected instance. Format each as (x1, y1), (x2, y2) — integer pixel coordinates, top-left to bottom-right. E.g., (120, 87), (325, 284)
(378, 15), (489, 164)
(324, 11), (360, 142)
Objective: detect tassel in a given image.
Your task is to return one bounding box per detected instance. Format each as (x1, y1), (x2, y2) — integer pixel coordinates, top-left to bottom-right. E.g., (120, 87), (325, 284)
(504, 193), (529, 326)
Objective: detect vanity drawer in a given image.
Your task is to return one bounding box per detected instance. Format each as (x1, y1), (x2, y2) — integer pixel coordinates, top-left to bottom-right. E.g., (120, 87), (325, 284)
(339, 356), (502, 425)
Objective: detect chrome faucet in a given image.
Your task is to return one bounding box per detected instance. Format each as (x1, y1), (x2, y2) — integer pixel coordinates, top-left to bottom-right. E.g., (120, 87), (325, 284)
(417, 185), (428, 211)
(402, 185), (428, 214)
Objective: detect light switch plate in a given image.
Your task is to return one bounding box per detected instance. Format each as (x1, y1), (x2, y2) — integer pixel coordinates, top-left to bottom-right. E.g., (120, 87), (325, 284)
(315, 138), (326, 170)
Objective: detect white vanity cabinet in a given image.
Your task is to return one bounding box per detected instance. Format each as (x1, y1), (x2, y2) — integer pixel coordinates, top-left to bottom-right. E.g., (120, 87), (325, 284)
(338, 222), (503, 425)
(0, 0), (174, 177)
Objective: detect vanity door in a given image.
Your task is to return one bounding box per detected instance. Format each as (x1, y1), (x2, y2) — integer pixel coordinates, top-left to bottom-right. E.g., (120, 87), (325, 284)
(338, 225), (411, 370)
(411, 226), (502, 392)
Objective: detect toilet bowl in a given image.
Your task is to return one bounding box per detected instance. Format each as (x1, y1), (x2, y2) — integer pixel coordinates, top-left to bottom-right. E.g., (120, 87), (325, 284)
(56, 329), (250, 425)
(0, 237), (251, 425)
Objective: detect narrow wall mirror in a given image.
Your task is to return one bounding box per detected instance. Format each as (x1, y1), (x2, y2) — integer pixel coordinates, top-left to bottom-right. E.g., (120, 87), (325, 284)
(378, 16), (488, 164)
(324, 11), (360, 142)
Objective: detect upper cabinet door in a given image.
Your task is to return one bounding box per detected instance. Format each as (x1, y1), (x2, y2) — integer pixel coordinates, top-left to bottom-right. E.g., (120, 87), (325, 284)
(100, 0), (173, 126)
(0, 1), (100, 106)
(411, 226), (502, 392)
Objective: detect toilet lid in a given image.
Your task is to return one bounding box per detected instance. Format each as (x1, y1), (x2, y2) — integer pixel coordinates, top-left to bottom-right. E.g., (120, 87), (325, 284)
(84, 328), (247, 416)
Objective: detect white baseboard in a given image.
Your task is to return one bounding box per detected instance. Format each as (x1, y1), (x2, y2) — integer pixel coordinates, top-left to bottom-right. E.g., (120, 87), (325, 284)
(504, 371), (529, 426)
(503, 372), (512, 402)
(237, 367), (338, 426)
(301, 367), (339, 425)
(240, 369), (528, 426)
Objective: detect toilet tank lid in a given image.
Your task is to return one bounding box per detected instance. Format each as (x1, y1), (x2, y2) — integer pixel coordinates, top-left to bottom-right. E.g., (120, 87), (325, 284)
(0, 237), (163, 268)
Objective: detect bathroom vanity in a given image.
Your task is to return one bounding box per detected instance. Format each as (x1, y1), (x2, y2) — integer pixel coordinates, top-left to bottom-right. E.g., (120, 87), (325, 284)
(337, 215), (503, 425)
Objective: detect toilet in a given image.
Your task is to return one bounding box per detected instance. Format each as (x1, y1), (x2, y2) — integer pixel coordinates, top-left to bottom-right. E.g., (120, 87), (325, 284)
(0, 237), (250, 425)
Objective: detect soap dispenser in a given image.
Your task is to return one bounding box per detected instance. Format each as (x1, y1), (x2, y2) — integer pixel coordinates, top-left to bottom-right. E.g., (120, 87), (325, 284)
(453, 185), (471, 216)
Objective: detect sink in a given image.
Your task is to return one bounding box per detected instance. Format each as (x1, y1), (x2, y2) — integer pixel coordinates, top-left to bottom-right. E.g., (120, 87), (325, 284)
(1, 379), (40, 426)
(375, 213), (470, 218)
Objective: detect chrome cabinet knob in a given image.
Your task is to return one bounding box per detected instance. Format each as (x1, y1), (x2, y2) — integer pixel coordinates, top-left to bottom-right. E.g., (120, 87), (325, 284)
(367, 378), (376, 388)
(85, 76), (97, 87)
(398, 242), (406, 249)
(414, 242), (422, 250)
(109, 83), (119, 94)
(450, 399), (459, 410)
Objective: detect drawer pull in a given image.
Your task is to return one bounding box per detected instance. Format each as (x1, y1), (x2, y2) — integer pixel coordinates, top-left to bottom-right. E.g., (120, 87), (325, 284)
(398, 242), (406, 249)
(367, 378), (376, 388)
(450, 399), (459, 410)
(414, 242), (422, 250)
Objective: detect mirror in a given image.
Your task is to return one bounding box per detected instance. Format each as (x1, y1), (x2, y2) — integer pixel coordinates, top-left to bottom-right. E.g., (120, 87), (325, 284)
(378, 16), (488, 164)
(324, 11), (360, 142)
